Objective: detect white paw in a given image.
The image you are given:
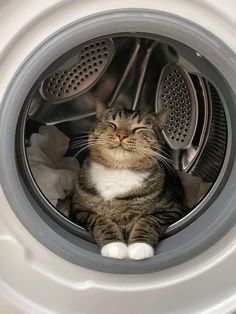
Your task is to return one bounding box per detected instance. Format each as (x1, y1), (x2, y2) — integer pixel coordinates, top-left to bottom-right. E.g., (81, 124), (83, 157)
(128, 243), (154, 260)
(101, 242), (128, 259)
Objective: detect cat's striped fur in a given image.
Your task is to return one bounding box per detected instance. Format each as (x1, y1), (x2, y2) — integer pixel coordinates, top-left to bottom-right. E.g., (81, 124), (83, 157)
(72, 103), (187, 259)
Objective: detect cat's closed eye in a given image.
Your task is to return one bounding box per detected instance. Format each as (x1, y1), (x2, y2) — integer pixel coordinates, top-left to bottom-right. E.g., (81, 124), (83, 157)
(132, 127), (150, 133)
(106, 122), (117, 130)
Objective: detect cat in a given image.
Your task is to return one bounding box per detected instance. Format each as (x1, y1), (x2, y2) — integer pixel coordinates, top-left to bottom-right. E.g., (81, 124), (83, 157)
(71, 100), (187, 260)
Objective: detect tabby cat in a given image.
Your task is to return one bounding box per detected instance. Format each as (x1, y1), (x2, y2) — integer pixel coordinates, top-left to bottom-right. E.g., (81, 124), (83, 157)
(72, 101), (187, 260)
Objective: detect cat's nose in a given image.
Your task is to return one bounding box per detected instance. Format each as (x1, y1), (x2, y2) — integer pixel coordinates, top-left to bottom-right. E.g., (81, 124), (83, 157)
(117, 132), (127, 141)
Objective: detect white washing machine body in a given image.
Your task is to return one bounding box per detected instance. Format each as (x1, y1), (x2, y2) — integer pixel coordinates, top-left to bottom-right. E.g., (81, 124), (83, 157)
(0, 1), (236, 313)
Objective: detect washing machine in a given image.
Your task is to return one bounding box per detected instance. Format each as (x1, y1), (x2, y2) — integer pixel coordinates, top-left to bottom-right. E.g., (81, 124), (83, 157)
(1, 0), (236, 313)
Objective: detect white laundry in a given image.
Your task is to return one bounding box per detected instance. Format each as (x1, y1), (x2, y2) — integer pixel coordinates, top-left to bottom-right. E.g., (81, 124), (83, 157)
(26, 126), (80, 216)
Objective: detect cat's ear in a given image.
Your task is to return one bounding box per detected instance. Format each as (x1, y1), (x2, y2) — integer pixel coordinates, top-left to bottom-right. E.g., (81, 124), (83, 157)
(153, 109), (171, 130)
(95, 98), (107, 119)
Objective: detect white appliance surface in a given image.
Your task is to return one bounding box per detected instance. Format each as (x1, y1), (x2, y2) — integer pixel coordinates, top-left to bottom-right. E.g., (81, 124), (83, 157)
(0, 1), (236, 313)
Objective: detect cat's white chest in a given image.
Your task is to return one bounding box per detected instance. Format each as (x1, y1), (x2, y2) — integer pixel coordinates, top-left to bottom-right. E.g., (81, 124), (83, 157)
(90, 161), (149, 200)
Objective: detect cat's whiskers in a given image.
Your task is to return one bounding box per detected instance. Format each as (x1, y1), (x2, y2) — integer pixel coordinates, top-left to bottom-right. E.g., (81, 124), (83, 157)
(148, 151), (174, 173)
(140, 143), (174, 163)
(73, 143), (97, 158)
(71, 135), (90, 140)
(136, 146), (161, 167)
(72, 131), (93, 137)
(70, 138), (105, 149)
(135, 145), (174, 173)
(133, 148), (159, 167)
(73, 137), (113, 158)
(73, 133), (91, 138)
(150, 150), (175, 165)
(152, 146), (169, 157)
(58, 134), (94, 151)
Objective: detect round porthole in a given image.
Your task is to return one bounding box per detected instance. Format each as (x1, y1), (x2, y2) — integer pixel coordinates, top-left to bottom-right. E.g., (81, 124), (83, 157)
(1, 10), (236, 274)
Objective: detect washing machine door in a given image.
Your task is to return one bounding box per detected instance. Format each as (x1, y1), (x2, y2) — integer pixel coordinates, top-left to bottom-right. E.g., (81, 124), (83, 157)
(1, 1), (236, 313)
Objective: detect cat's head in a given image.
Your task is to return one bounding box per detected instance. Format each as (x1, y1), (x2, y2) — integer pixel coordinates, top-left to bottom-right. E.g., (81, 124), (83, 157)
(89, 100), (170, 170)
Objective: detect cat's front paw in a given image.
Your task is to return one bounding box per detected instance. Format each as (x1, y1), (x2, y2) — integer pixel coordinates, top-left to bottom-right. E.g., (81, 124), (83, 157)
(101, 242), (128, 259)
(128, 243), (154, 260)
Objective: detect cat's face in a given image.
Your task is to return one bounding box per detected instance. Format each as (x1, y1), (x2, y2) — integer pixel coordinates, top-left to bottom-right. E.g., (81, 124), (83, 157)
(89, 104), (169, 170)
